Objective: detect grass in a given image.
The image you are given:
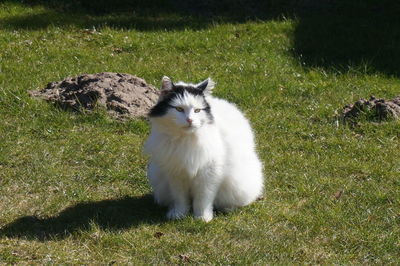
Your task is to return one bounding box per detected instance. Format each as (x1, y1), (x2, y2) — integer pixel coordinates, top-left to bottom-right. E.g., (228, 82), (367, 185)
(1, 0), (400, 264)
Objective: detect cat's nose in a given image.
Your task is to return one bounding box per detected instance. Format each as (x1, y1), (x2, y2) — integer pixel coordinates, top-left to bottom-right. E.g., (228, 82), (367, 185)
(186, 118), (193, 124)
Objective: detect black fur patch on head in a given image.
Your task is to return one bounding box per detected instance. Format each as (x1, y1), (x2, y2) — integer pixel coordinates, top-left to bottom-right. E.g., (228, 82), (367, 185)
(149, 84), (213, 122)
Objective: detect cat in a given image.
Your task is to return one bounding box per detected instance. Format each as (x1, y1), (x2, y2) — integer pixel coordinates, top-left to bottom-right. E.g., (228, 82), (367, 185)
(143, 76), (264, 222)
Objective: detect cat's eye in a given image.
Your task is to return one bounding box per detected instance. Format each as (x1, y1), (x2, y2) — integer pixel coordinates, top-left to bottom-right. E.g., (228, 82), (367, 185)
(194, 109), (201, 113)
(175, 107), (184, 112)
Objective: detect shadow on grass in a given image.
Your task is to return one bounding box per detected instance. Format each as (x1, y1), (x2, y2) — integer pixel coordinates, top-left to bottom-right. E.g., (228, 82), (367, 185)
(0, 0), (282, 31)
(2, 0), (400, 75)
(293, 1), (400, 77)
(0, 194), (166, 241)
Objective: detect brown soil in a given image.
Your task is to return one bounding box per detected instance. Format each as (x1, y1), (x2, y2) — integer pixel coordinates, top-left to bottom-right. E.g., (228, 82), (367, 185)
(342, 95), (400, 123)
(29, 72), (160, 119)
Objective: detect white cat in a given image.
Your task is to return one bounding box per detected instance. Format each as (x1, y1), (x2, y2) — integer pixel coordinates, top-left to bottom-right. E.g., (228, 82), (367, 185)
(144, 76), (263, 222)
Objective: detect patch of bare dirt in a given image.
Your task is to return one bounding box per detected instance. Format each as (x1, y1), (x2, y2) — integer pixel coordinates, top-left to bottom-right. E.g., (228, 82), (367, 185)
(29, 72), (159, 119)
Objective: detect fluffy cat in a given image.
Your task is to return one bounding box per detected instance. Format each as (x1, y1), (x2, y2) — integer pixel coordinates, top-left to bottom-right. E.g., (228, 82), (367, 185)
(144, 76), (263, 222)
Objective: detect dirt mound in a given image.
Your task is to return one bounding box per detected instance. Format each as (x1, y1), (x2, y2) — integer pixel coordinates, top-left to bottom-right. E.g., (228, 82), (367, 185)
(30, 72), (160, 119)
(342, 95), (400, 123)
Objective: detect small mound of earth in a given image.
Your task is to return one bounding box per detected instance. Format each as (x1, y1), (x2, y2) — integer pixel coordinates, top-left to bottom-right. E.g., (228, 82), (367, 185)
(29, 72), (160, 119)
(342, 95), (400, 123)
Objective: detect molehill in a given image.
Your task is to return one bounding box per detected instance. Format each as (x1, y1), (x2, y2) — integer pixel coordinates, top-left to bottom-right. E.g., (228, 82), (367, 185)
(342, 95), (400, 123)
(29, 72), (160, 119)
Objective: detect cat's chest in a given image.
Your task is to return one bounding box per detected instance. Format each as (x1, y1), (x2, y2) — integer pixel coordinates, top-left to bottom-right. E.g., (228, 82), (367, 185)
(160, 134), (222, 177)
(166, 137), (210, 163)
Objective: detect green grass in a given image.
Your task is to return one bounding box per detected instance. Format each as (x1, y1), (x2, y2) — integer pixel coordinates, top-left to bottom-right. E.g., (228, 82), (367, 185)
(1, 0), (400, 264)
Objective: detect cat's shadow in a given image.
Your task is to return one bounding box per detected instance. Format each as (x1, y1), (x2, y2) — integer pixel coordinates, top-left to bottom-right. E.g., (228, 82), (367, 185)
(0, 194), (166, 241)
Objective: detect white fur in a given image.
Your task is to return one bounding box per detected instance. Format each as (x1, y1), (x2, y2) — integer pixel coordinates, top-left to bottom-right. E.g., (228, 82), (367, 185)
(144, 79), (264, 222)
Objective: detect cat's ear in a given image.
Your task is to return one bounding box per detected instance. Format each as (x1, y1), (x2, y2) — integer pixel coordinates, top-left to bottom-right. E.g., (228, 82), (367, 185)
(159, 76), (173, 100)
(161, 76), (173, 91)
(196, 78), (215, 95)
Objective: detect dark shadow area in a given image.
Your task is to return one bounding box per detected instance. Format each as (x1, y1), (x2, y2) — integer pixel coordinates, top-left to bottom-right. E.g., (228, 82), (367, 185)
(293, 0), (400, 77)
(11, 0), (275, 16)
(1, 0), (400, 76)
(0, 0), (320, 31)
(0, 194), (166, 241)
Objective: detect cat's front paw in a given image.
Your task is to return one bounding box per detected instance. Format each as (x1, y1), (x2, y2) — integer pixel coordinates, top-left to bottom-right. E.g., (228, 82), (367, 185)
(166, 207), (188, 220)
(194, 211), (214, 222)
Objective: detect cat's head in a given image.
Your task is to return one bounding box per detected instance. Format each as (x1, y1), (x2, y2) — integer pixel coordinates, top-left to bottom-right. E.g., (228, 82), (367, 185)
(149, 76), (215, 134)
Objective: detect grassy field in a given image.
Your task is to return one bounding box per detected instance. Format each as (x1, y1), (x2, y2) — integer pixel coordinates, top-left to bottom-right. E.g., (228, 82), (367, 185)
(1, 0), (399, 264)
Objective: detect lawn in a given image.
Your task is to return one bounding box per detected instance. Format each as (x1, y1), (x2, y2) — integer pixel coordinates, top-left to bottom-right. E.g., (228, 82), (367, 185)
(0, 0), (399, 264)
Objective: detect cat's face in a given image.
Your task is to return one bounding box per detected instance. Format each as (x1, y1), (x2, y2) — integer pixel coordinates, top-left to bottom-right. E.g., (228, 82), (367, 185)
(149, 77), (215, 134)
